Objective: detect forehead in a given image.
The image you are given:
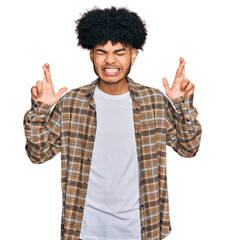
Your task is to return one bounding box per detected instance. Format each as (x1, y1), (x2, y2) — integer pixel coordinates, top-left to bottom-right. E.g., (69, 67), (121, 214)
(94, 40), (130, 51)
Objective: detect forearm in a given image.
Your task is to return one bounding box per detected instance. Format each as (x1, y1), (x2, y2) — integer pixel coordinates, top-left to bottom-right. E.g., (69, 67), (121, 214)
(166, 94), (202, 158)
(23, 99), (61, 164)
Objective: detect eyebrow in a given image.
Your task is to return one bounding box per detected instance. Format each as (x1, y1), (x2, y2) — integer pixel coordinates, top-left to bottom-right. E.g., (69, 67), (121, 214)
(96, 49), (107, 53)
(115, 48), (126, 53)
(95, 48), (127, 53)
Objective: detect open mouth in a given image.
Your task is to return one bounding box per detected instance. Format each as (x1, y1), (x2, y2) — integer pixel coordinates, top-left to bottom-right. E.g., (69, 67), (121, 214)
(102, 67), (121, 76)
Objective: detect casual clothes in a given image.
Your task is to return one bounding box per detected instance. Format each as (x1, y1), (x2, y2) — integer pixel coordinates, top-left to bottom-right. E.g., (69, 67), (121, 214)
(23, 77), (202, 240)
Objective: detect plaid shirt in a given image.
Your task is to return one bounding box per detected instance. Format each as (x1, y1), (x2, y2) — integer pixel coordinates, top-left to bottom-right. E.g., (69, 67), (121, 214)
(23, 77), (202, 240)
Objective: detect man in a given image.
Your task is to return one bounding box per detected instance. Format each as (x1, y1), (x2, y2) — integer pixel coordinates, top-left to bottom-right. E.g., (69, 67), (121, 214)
(23, 6), (202, 240)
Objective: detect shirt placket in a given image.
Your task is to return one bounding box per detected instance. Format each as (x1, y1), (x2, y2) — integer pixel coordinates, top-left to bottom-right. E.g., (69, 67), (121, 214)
(131, 92), (146, 239)
(71, 97), (97, 239)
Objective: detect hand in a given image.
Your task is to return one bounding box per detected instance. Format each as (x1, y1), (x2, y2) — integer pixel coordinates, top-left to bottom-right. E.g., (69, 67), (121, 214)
(31, 63), (68, 106)
(162, 57), (195, 100)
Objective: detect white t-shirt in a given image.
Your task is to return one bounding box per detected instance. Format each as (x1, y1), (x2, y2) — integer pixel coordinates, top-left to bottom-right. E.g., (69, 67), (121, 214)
(79, 84), (141, 240)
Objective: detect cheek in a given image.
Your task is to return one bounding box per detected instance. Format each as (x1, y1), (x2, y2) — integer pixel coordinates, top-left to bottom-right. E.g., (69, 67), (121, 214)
(118, 55), (132, 67)
(94, 57), (104, 68)
(120, 60), (131, 70)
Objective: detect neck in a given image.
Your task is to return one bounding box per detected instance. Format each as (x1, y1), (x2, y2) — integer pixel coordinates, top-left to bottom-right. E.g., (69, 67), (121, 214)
(97, 77), (129, 95)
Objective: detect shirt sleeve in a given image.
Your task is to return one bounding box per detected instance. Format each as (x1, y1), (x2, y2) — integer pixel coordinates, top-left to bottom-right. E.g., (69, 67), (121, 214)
(165, 94), (202, 158)
(23, 98), (62, 164)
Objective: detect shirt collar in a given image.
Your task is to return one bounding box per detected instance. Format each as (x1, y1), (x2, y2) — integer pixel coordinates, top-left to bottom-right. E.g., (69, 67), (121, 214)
(84, 77), (140, 100)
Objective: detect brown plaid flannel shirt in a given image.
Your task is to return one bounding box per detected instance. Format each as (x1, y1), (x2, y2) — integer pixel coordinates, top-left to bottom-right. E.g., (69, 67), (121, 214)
(23, 77), (202, 240)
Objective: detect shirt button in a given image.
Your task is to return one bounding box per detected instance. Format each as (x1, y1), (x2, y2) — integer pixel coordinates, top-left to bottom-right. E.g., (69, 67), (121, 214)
(34, 104), (38, 108)
(137, 132), (140, 135)
(182, 100), (185, 103)
(27, 120), (31, 123)
(140, 204), (144, 208)
(80, 206), (83, 209)
(83, 182), (86, 186)
(76, 229), (80, 233)
(68, 230), (73, 234)
(136, 108), (139, 111)
(87, 158), (91, 162)
(91, 135), (94, 138)
(142, 227), (145, 231)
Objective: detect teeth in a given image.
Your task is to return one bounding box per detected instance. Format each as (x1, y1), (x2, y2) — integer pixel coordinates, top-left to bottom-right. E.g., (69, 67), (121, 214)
(104, 68), (119, 73)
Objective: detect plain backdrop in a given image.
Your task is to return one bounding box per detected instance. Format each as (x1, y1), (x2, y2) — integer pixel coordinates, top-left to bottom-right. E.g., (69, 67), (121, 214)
(1, 0), (224, 239)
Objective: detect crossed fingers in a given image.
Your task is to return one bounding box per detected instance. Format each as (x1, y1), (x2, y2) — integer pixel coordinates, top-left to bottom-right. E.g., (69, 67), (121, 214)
(176, 57), (186, 79)
(31, 63), (52, 100)
(43, 63), (52, 83)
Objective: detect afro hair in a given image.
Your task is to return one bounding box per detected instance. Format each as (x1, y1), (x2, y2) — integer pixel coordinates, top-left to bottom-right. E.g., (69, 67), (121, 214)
(75, 6), (147, 50)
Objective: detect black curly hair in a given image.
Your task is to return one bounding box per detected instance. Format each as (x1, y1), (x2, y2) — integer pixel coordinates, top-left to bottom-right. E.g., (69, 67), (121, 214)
(75, 6), (147, 50)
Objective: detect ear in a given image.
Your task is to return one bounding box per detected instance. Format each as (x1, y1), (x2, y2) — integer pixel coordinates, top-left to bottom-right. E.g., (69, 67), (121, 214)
(90, 49), (94, 62)
(131, 48), (137, 65)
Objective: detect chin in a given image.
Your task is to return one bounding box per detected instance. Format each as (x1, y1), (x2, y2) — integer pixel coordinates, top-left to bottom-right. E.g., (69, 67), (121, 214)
(99, 75), (126, 85)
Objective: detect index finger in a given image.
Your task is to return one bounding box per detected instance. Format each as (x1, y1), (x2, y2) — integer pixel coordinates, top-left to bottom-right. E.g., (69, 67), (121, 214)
(43, 63), (52, 83)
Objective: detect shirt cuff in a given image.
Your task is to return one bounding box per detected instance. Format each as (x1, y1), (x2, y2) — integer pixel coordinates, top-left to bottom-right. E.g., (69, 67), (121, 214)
(171, 94), (198, 122)
(172, 94), (194, 110)
(31, 98), (54, 116)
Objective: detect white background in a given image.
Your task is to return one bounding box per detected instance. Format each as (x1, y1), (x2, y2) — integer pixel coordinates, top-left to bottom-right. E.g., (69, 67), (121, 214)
(0, 0), (224, 239)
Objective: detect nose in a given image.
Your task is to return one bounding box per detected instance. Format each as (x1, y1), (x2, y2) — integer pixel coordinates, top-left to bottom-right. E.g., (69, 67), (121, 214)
(104, 53), (116, 64)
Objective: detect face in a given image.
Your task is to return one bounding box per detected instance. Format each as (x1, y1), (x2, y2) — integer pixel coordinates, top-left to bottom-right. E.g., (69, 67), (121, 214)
(90, 41), (137, 85)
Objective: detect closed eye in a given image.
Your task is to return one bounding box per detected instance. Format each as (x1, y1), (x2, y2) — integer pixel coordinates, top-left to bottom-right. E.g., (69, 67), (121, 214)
(96, 52), (105, 55)
(96, 49), (106, 55)
(116, 53), (125, 56)
(115, 48), (126, 55)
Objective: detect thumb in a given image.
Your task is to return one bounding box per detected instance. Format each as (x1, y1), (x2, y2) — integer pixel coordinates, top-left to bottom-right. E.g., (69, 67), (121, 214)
(162, 78), (170, 94)
(56, 87), (68, 100)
